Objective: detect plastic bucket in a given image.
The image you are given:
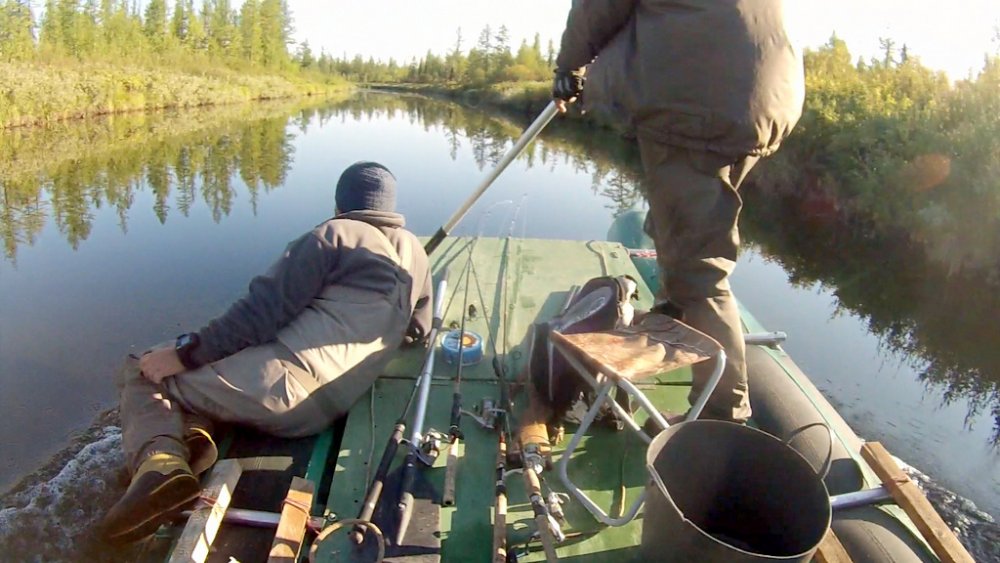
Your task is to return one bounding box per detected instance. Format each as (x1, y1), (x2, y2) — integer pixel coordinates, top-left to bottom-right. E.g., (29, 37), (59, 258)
(643, 421), (831, 562)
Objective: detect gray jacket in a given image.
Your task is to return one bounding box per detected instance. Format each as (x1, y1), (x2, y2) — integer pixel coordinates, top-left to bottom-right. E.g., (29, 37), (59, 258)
(189, 210), (432, 367)
(557, 0), (805, 157)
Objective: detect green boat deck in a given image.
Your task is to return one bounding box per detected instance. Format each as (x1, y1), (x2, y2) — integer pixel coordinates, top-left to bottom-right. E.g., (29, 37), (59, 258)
(313, 237), (694, 562)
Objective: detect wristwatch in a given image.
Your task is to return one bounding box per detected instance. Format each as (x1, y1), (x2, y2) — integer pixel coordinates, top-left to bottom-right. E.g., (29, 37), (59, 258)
(175, 332), (201, 370)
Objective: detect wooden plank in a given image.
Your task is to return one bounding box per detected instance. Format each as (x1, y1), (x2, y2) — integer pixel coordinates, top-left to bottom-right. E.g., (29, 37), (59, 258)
(168, 459), (243, 563)
(267, 476), (316, 563)
(860, 442), (974, 563)
(814, 529), (852, 563)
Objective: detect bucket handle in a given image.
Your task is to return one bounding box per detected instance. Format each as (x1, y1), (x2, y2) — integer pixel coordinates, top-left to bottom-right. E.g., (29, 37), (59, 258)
(784, 422), (834, 480)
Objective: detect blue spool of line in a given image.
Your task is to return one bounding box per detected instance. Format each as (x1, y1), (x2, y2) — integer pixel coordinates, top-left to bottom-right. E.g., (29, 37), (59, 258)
(441, 329), (484, 366)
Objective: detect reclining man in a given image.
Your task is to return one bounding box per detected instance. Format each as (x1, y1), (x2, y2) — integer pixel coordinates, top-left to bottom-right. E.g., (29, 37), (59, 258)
(100, 161), (432, 544)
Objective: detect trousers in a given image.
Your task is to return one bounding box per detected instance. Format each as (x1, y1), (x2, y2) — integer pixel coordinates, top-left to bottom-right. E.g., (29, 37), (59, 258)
(638, 137), (759, 422)
(118, 290), (406, 473)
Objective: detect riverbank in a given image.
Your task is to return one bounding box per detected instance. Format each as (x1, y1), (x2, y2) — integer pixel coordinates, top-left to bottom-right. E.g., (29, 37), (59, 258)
(368, 81), (554, 119)
(0, 62), (352, 130)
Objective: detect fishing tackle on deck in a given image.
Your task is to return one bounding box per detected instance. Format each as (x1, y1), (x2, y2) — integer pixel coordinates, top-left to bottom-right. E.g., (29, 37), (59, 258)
(441, 329), (484, 366)
(395, 267), (450, 545)
(351, 271), (449, 547)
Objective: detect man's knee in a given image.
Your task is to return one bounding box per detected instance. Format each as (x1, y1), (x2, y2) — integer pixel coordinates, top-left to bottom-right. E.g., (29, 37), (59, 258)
(115, 354), (143, 389)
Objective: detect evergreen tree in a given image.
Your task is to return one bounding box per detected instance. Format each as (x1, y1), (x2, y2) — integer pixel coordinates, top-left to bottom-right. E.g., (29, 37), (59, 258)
(185, 0), (206, 52)
(879, 36), (897, 67)
(39, 0), (63, 53)
(171, 0), (189, 43)
(445, 28), (465, 81)
(207, 0), (240, 58)
(297, 39), (313, 68)
(492, 24), (513, 76)
(143, 0), (168, 52)
(0, 1), (36, 61)
(259, 0), (289, 68)
(239, 0), (262, 64)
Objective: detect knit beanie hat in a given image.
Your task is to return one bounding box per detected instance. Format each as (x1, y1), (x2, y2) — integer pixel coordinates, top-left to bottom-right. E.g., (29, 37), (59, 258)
(335, 161), (397, 213)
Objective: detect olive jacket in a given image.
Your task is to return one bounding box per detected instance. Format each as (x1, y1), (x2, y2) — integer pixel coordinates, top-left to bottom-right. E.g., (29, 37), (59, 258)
(557, 0), (805, 157)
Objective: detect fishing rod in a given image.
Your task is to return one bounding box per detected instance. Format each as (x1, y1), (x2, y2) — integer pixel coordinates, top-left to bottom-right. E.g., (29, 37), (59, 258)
(351, 271), (449, 546)
(442, 229), (482, 506)
(424, 101), (559, 256)
(395, 265), (453, 545)
(488, 201), (563, 561)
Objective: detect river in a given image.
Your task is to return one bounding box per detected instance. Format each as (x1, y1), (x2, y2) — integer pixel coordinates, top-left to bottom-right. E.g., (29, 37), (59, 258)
(0, 93), (996, 561)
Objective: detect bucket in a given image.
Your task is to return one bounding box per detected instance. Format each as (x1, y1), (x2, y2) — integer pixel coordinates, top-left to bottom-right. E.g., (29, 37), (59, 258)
(643, 421), (831, 562)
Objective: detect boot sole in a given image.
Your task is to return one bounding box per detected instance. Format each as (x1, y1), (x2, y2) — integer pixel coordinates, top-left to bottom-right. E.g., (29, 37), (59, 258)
(102, 473), (201, 545)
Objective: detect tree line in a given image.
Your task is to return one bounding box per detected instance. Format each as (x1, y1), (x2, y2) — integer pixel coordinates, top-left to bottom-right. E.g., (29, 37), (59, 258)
(754, 35), (1000, 281)
(328, 26), (556, 85)
(0, 0), (324, 72)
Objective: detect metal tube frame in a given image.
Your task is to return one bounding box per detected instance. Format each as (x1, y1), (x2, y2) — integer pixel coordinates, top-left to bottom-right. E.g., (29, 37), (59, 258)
(552, 338), (726, 527)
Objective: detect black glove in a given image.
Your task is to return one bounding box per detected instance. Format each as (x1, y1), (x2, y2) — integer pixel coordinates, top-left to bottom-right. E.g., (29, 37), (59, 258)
(552, 68), (585, 102)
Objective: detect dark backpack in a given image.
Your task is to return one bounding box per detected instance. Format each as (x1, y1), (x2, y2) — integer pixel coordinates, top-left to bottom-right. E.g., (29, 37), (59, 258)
(529, 275), (639, 424)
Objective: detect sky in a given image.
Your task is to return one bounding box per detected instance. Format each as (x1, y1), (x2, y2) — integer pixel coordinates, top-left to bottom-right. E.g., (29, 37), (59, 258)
(290, 0), (1000, 80)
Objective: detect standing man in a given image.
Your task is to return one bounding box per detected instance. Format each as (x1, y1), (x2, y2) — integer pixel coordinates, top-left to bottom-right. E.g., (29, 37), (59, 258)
(100, 161), (432, 544)
(553, 1), (805, 422)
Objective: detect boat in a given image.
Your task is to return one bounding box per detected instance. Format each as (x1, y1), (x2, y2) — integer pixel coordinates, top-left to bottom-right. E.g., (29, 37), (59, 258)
(134, 101), (970, 562)
(130, 205), (975, 563)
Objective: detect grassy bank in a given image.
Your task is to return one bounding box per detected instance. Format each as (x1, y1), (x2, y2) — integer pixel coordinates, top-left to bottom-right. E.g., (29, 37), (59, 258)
(0, 62), (351, 129)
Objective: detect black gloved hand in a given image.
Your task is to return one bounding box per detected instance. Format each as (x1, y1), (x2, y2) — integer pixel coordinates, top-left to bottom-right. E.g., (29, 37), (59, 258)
(552, 68), (585, 102)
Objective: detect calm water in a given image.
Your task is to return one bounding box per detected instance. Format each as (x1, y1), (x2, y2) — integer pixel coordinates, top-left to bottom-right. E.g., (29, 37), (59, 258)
(1, 93), (997, 559)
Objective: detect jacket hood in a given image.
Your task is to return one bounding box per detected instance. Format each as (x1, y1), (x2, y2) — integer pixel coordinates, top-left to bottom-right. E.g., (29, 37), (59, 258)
(334, 210), (406, 229)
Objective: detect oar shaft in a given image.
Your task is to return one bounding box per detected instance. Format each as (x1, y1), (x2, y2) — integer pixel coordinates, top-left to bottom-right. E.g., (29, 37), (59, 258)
(425, 101), (559, 255)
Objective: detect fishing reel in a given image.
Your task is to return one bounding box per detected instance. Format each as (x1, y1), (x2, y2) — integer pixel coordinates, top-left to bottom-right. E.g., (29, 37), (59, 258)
(408, 429), (448, 466)
(461, 397), (504, 430)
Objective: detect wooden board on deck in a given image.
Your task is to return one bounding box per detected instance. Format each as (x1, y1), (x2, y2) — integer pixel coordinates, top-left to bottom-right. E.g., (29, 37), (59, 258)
(860, 442), (974, 563)
(267, 476), (316, 562)
(169, 459), (243, 563)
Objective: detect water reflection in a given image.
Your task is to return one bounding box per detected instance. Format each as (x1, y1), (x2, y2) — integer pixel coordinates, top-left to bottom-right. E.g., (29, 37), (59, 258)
(741, 192), (1000, 445)
(0, 101), (303, 263)
(0, 93), (645, 265)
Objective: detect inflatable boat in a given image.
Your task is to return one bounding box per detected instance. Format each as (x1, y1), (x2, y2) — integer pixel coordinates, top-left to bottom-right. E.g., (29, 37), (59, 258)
(137, 212), (966, 563)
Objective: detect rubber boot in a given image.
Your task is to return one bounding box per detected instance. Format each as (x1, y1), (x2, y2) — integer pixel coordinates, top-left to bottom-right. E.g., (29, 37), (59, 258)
(185, 426), (218, 476)
(99, 453), (200, 545)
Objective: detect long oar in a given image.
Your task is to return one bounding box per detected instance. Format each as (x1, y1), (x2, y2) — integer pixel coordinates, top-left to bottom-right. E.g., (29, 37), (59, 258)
(350, 271), (449, 546)
(396, 268), (451, 544)
(424, 101), (559, 256)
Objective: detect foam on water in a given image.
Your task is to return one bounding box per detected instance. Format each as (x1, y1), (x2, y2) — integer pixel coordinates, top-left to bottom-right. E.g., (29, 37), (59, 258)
(0, 416), (137, 562)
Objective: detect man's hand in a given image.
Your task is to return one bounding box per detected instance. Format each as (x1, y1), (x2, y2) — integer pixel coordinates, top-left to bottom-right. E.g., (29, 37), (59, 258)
(552, 68), (585, 113)
(140, 346), (187, 384)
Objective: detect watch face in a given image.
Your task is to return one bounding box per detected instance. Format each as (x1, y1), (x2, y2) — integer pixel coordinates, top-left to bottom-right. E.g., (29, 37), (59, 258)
(177, 334), (194, 348)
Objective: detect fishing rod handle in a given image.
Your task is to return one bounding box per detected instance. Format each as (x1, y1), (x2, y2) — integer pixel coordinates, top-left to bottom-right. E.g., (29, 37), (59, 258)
(375, 422), (406, 478)
(395, 449), (420, 545)
(449, 391), (463, 439)
(351, 421), (405, 544)
(425, 101), (559, 255)
(492, 436), (509, 563)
